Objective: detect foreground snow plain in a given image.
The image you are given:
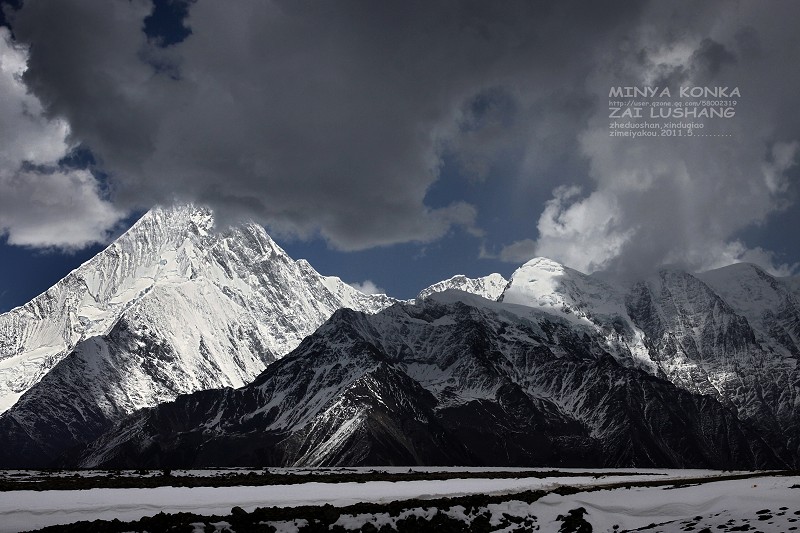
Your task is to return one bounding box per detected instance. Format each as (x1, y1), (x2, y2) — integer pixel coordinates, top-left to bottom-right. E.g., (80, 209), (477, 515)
(0, 468), (796, 532)
(535, 475), (800, 532)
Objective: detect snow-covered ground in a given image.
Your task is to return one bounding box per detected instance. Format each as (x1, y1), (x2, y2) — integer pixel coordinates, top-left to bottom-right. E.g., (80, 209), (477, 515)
(0, 475), (628, 532)
(323, 475), (800, 533)
(0, 469), (791, 532)
(531, 475), (800, 532)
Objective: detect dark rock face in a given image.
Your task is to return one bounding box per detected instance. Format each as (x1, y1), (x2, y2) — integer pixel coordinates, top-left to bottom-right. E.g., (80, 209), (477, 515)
(626, 268), (800, 466)
(75, 296), (783, 470)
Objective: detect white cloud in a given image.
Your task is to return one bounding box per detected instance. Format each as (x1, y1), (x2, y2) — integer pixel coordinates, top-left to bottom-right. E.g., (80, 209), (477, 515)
(347, 280), (386, 295)
(495, 186), (634, 271)
(762, 141), (799, 195)
(527, 186), (634, 273)
(0, 28), (123, 249)
(679, 241), (797, 277)
(0, 168), (122, 249)
(0, 29), (69, 167)
(504, 2), (800, 278)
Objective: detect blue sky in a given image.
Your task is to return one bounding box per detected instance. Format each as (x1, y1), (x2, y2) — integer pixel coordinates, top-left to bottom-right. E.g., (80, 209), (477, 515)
(1, 1), (799, 312)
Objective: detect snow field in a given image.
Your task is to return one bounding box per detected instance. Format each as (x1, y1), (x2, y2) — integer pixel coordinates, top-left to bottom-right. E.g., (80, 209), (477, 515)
(0, 469), (778, 532)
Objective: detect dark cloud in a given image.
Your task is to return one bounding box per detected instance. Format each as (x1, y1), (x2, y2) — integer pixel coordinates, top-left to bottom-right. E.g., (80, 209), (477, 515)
(0, 28), (122, 249)
(3, 0), (799, 278)
(8, 0), (641, 250)
(515, 0), (800, 277)
(690, 38), (737, 77)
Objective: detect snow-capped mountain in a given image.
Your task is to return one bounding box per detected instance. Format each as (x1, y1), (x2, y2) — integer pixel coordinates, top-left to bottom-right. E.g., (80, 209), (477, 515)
(499, 258), (800, 464)
(2, 215), (799, 469)
(0, 208), (222, 413)
(77, 290), (780, 469)
(0, 205), (520, 468)
(696, 263), (800, 360)
(417, 273), (507, 302)
(0, 205), (402, 466)
(500, 257), (655, 371)
(82, 258), (800, 468)
(627, 267), (800, 462)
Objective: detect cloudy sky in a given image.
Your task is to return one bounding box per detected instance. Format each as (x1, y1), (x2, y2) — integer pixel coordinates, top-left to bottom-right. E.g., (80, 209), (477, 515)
(1, 0), (799, 310)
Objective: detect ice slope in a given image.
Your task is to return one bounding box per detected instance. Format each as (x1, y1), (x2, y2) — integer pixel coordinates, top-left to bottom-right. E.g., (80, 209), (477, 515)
(501, 258), (622, 322)
(0, 207), (210, 412)
(626, 268), (800, 462)
(301, 261), (401, 315)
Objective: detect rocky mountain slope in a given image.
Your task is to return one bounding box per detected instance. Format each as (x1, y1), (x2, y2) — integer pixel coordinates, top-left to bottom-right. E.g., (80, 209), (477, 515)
(502, 258), (800, 465)
(630, 266), (800, 462)
(77, 291), (781, 469)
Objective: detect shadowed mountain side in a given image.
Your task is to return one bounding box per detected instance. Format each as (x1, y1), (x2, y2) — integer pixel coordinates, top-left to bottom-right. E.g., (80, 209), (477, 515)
(75, 296), (783, 470)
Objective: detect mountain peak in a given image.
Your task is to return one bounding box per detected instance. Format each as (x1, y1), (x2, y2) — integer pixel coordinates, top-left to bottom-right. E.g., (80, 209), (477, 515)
(0, 204), (212, 412)
(498, 255), (655, 370)
(698, 262), (773, 283)
(0, 204), (395, 416)
(518, 256), (568, 272)
(417, 273), (507, 302)
(501, 256), (590, 311)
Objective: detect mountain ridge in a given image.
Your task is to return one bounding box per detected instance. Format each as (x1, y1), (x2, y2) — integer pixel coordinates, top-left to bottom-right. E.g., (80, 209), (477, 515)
(2, 207), (799, 469)
(75, 291), (783, 469)
(0, 206), (514, 467)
